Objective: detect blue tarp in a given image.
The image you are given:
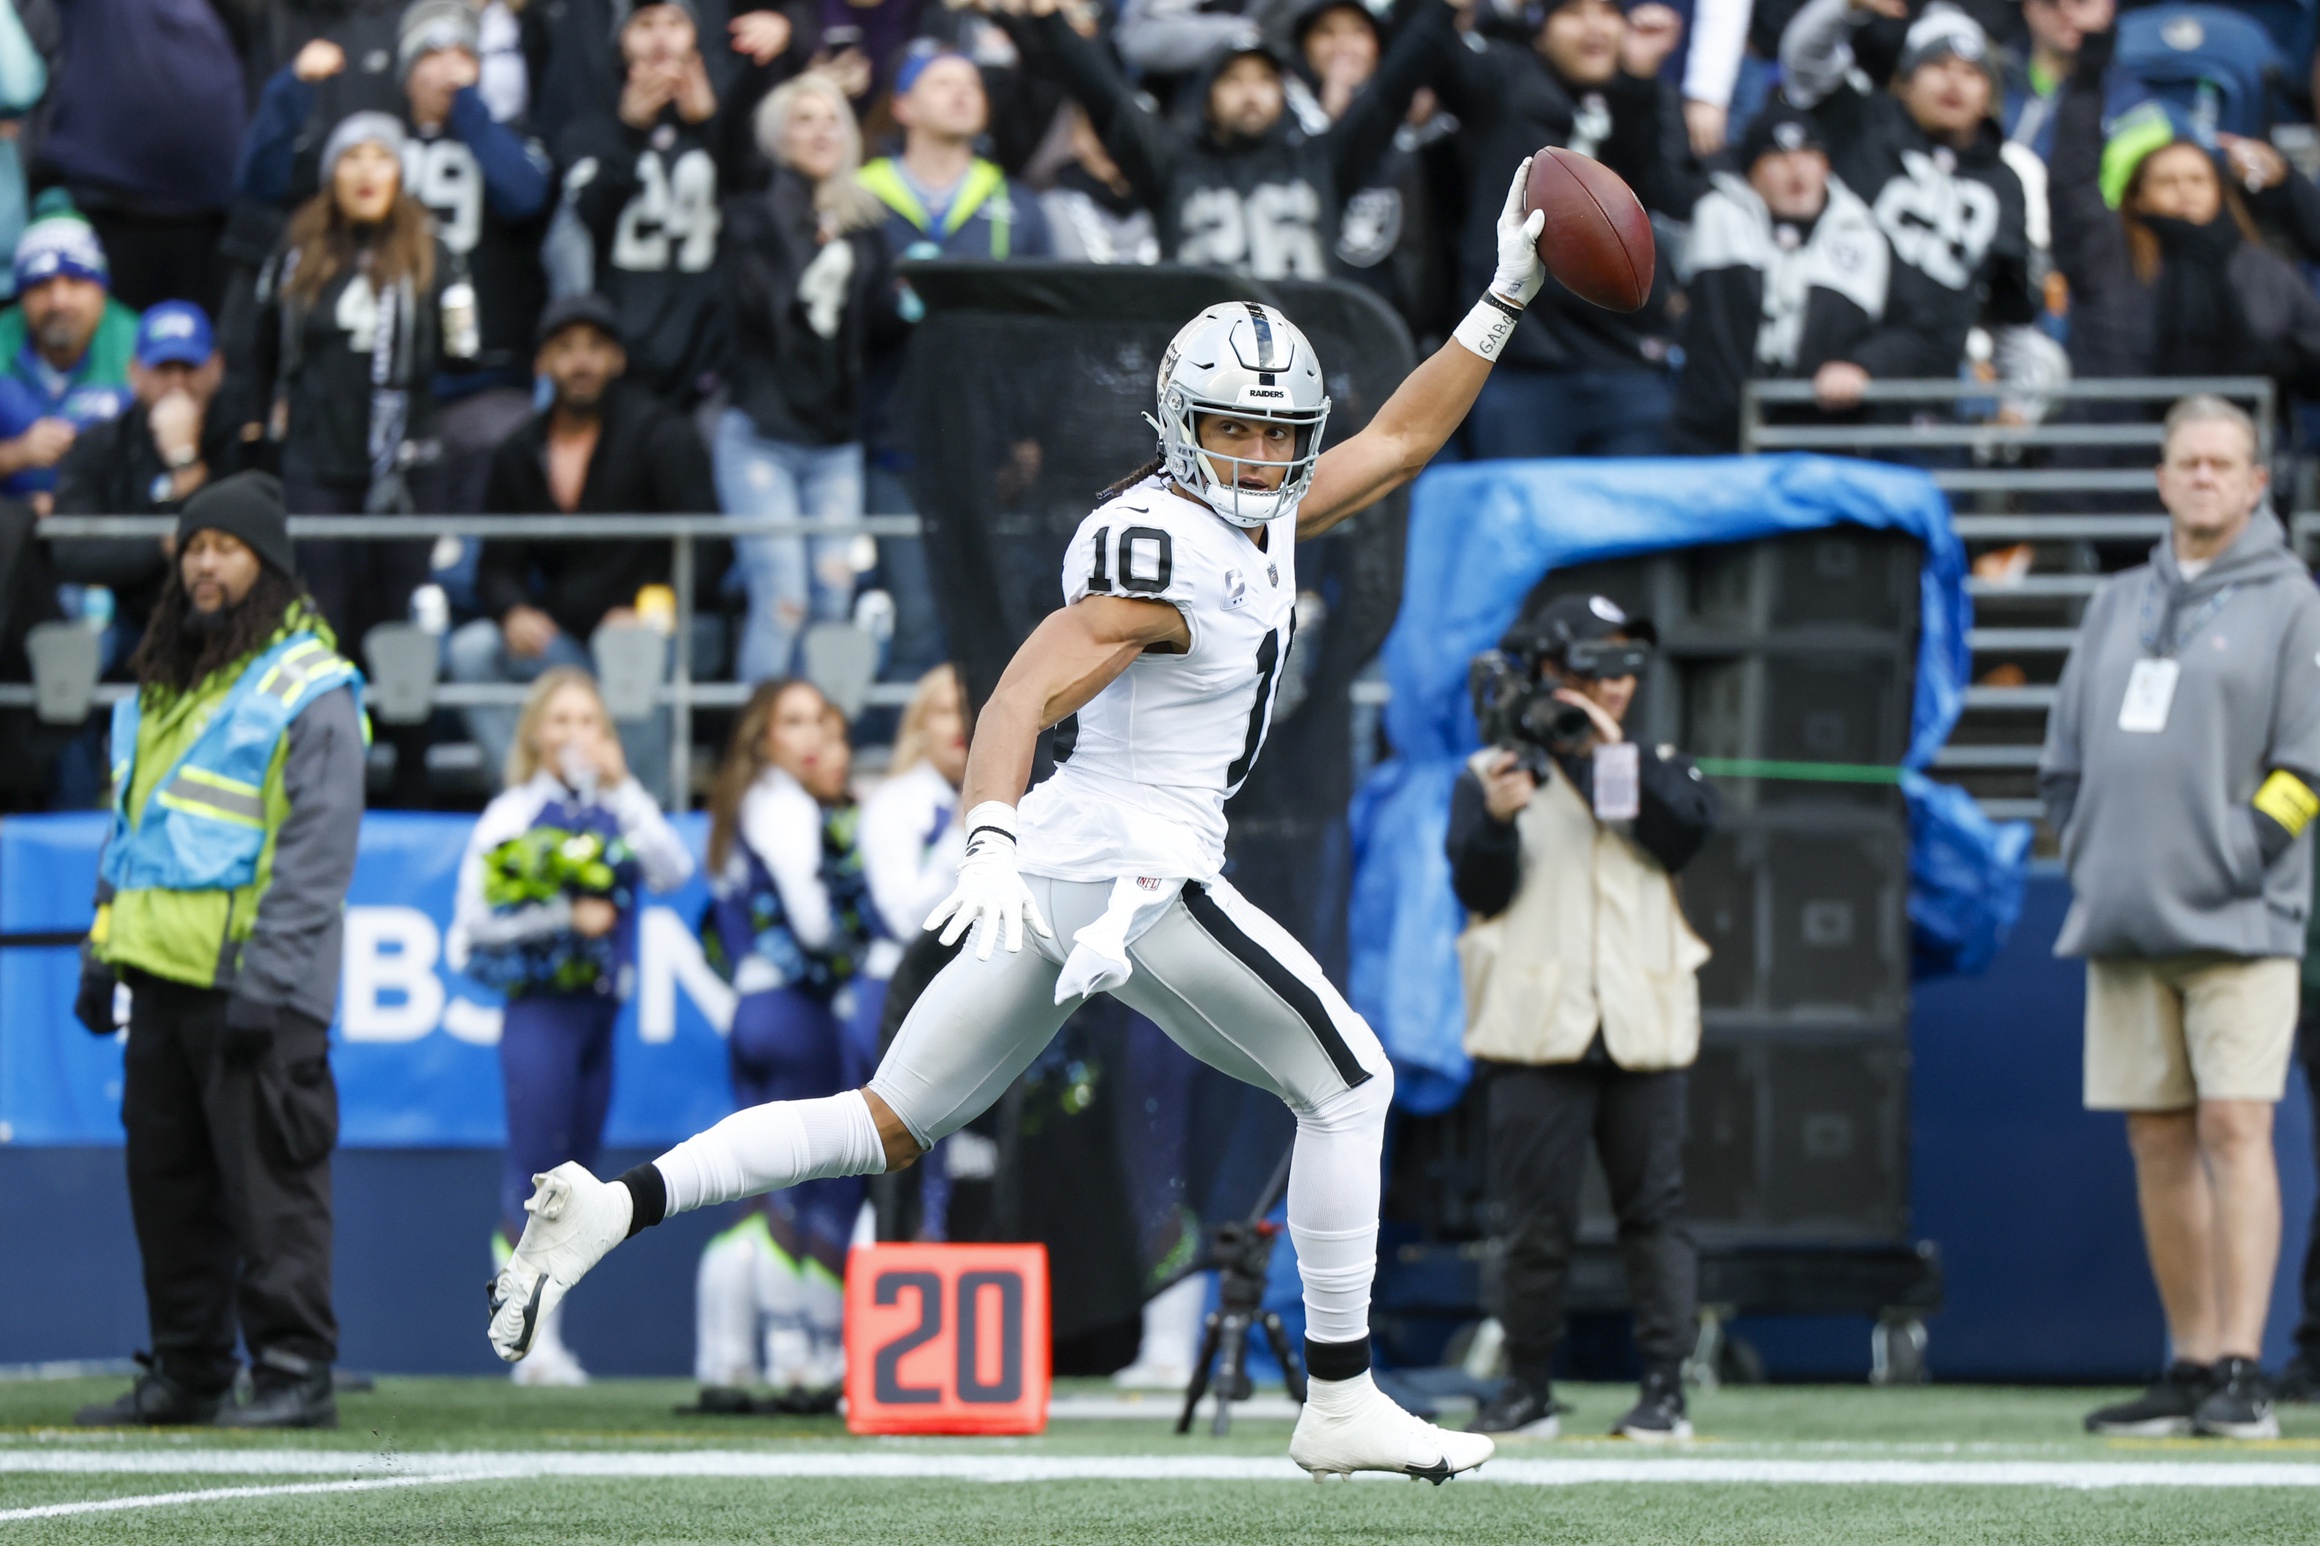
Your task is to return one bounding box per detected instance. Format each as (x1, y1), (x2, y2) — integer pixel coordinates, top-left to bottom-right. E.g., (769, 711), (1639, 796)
(1347, 455), (2032, 1113)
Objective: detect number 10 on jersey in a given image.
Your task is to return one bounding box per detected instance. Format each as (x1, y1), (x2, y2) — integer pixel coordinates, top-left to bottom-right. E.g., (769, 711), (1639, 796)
(843, 1242), (1052, 1434)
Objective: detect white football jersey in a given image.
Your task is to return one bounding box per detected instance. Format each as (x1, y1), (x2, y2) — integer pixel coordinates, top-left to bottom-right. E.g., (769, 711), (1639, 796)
(1017, 475), (1299, 883)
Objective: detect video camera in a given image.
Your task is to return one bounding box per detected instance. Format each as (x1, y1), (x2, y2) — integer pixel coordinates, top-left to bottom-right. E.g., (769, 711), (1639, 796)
(1469, 603), (1652, 774)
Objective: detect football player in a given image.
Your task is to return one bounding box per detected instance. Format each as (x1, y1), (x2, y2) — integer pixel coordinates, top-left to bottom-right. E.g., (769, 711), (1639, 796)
(489, 162), (1552, 1481)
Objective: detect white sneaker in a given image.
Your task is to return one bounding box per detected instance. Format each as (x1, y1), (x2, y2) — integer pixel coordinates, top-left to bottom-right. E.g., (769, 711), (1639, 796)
(764, 1325), (814, 1390)
(489, 1163), (632, 1363)
(1289, 1372), (1495, 1484)
(1113, 1274), (1208, 1389)
(510, 1299), (589, 1387)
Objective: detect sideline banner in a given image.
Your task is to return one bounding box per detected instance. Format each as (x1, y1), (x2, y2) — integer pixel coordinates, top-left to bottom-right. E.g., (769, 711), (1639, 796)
(0, 812), (742, 1148)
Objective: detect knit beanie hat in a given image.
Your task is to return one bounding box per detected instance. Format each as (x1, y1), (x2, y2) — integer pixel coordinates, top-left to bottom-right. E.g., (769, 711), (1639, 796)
(179, 472), (297, 580)
(1736, 98), (1829, 171)
(321, 112), (409, 183)
(399, 0), (482, 83)
(13, 214), (108, 293)
(1895, 2), (1999, 95)
(2100, 98), (2207, 209)
(610, 0), (699, 44)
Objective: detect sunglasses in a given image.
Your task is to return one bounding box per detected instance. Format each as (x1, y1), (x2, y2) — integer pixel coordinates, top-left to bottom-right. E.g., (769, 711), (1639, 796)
(1560, 640), (1650, 680)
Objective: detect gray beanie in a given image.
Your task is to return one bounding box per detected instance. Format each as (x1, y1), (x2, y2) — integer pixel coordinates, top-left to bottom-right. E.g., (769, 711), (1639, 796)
(398, 0), (482, 83)
(610, 0), (700, 44)
(1896, 2), (1999, 91)
(321, 112), (409, 182)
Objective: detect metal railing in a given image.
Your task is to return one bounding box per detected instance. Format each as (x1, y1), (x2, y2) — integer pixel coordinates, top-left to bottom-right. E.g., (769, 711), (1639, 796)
(1742, 375), (2291, 822)
(9, 512), (927, 808)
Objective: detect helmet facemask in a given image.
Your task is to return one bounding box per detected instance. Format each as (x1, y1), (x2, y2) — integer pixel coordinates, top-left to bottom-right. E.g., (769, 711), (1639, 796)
(1150, 389), (1330, 528)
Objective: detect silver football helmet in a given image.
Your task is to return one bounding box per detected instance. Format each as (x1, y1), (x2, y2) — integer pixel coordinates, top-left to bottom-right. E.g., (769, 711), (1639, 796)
(1149, 302), (1331, 528)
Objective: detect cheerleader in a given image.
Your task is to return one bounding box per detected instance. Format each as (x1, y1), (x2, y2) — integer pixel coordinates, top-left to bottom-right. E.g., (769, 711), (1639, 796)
(447, 667), (694, 1386)
(694, 680), (880, 1408)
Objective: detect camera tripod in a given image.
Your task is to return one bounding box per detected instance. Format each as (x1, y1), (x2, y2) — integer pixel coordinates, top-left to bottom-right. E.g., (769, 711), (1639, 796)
(1174, 1148), (1307, 1437)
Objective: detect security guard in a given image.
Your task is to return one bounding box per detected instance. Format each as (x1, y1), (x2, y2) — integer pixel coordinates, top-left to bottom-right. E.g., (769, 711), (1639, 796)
(72, 472), (367, 1430)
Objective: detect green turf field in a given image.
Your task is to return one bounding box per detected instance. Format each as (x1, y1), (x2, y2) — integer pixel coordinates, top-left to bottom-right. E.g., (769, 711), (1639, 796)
(6, 1376), (2320, 1544)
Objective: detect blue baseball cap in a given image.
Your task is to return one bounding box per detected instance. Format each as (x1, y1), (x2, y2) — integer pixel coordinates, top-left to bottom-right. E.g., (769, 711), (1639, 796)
(893, 41), (973, 98)
(13, 215), (108, 293)
(136, 301), (216, 368)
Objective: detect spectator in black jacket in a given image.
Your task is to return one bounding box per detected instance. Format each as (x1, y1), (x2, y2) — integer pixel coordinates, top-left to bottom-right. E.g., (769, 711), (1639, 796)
(246, 111), (450, 657)
(1780, 0), (2035, 388)
(1429, 0), (1705, 457)
(448, 293), (718, 786)
(1282, 0), (1456, 345)
(238, 1), (561, 515)
(1671, 101), (1926, 453)
(557, 0), (730, 407)
(717, 72), (903, 684)
(2049, 28), (2320, 399)
(996, 0), (1446, 281)
(50, 303), (267, 657)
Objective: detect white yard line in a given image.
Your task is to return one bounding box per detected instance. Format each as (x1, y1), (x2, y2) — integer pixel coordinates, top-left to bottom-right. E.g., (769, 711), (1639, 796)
(7, 1450), (2320, 1493)
(0, 1471), (524, 1522)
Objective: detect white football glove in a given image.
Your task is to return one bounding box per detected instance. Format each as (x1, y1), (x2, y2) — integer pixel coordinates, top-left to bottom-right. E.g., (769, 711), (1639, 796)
(924, 802), (1053, 960)
(1491, 155), (1550, 309)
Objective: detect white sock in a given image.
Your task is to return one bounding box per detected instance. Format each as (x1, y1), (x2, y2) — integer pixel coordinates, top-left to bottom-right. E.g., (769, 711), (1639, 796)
(1286, 1073), (1391, 1346)
(654, 1091), (886, 1215)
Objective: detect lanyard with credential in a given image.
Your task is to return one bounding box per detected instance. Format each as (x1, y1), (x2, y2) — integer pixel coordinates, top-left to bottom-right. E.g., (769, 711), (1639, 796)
(2121, 571), (2240, 733)
(2137, 569), (2241, 658)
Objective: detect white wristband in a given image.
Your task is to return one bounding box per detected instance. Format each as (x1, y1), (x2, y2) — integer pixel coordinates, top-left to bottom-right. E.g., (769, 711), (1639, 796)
(963, 801), (1019, 848)
(1453, 293), (1525, 363)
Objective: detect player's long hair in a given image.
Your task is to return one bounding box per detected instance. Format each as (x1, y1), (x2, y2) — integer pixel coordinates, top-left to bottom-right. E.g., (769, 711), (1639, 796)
(1097, 453), (1166, 502)
(129, 566), (315, 703)
(708, 678), (830, 873)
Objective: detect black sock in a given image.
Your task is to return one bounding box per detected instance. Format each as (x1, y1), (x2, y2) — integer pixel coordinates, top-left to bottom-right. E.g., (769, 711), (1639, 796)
(616, 1162), (666, 1237)
(1304, 1335), (1371, 1382)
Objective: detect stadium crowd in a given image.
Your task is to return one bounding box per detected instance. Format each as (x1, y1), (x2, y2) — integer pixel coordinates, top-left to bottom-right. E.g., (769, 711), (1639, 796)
(0, 0), (2317, 805)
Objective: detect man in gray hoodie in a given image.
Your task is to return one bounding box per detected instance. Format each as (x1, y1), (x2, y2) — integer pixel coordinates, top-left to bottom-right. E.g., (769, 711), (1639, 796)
(2041, 394), (2320, 1442)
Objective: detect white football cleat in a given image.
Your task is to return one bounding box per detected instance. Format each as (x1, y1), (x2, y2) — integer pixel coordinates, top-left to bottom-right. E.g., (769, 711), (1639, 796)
(1289, 1372), (1495, 1483)
(488, 1163), (631, 1363)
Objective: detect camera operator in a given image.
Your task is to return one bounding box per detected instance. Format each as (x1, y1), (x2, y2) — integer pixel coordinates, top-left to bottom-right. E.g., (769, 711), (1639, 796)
(1448, 593), (1716, 1442)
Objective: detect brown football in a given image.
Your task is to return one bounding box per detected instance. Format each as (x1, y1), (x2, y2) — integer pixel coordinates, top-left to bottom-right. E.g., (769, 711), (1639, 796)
(1525, 147), (1655, 313)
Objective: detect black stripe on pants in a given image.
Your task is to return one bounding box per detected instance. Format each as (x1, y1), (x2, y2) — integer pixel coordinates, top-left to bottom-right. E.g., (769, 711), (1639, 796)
(1484, 1056), (1697, 1384)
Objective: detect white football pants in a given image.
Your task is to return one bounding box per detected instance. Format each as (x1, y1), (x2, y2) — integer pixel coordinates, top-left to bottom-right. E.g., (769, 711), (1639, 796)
(657, 876), (1395, 1346)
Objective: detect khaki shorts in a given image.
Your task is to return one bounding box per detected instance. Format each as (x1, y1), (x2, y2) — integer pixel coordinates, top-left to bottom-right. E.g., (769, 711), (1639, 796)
(2083, 955), (2300, 1110)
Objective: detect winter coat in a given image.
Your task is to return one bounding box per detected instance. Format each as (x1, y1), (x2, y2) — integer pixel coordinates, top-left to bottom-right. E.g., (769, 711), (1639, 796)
(721, 166), (907, 447)
(1781, 0), (2036, 379)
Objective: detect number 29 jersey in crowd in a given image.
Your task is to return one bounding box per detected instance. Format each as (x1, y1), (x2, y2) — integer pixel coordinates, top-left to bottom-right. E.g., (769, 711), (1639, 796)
(1017, 474), (1298, 885)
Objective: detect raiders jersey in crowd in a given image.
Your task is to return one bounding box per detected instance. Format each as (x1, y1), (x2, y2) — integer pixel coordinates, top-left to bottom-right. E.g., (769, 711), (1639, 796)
(1002, 3), (1442, 283)
(1781, 0), (2037, 376)
(402, 100), (554, 382)
(560, 107), (726, 404)
(1018, 476), (1299, 883)
(1674, 171), (1948, 452)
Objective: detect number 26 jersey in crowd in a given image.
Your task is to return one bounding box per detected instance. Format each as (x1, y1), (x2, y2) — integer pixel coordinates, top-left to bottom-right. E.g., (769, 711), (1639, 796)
(1017, 474), (1298, 885)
